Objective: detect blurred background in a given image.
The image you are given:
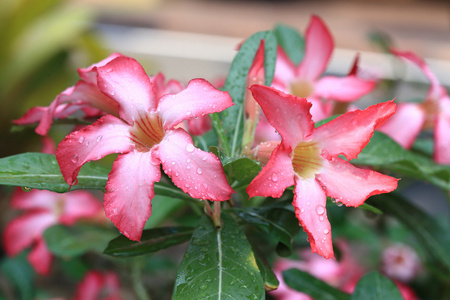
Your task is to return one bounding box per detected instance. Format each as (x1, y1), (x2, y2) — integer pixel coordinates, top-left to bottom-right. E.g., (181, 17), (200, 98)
(0, 0), (449, 298)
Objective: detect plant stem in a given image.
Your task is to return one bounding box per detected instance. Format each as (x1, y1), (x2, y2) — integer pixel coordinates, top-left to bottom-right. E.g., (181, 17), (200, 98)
(132, 258), (151, 300)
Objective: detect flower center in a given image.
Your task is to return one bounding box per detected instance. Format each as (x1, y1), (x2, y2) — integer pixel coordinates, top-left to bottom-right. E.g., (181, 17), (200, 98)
(291, 141), (323, 179)
(291, 80), (314, 98)
(421, 99), (440, 130)
(130, 113), (165, 152)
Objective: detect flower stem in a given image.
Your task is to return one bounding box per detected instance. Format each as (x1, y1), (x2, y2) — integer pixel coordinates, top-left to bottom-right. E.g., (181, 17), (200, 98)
(132, 258), (151, 300)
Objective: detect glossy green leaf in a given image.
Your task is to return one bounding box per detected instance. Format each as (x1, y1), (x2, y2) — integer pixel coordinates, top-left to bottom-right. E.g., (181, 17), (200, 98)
(274, 23), (305, 64)
(253, 250), (279, 291)
(43, 224), (116, 257)
(172, 213), (265, 300)
(283, 268), (351, 300)
(233, 207), (299, 255)
(353, 132), (450, 190)
(368, 193), (450, 277)
(0, 253), (35, 300)
(351, 271), (402, 300)
(223, 157), (261, 190)
(104, 226), (194, 257)
(217, 30), (277, 157)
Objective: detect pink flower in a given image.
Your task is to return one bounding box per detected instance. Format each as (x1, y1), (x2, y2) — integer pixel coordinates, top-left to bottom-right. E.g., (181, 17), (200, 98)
(246, 85), (398, 259)
(378, 49), (450, 164)
(272, 16), (376, 121)
(381, 243), (422, 282)
(56, 55), (234, 241)
(73, 271), (121, 300)
(2, 188), (103, 275)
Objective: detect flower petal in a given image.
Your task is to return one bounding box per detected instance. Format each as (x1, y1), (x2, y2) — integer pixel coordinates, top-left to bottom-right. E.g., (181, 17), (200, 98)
(96, 56), (156, 124)
(11, 188), (59, 210)
(297, 15), (333, 81)
(250, 85), (314, 149)
(56, 115), (133, 186)
(3, 212), (57, 256)
(78, 52), (123, 84)
(28, 238), (53, 275)
(150, 72), (184, 98)
(158, 78), (233, 130)
(312, 100), (396, 160)
(156, 129), (234, 201)
(247, 144), (295, 198)
(104, 151), (160, 241)
(293, 176), (334, 259)
(378, 103), (425, 149)
(316, 158), (398, 207)
(273, 47), (297, 87)
(314, 75), (377, 102)
(59, 191), (103, 225)
(434, 96), (450, 165)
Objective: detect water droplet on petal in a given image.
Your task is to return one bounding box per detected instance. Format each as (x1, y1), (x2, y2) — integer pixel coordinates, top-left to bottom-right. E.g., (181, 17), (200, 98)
(202, 183), (208, 189)
(78, 137), (85, 144)
(324, 229), (329, 234)
(71, 155), (79, 163)
(96, 135), (103, 142)
(272, 173), (278, 182)
(316, 205), (325, 215)
(336, 202), (343, 207)
(202, 156), (207, 161)
(185, 144), (195, 152)
(306, 202), (310, 206)
(197, 168), (203, 175)
(186, 111), (192, 116)
(85, 140), (89, 146)
(22, 186), (32, 192)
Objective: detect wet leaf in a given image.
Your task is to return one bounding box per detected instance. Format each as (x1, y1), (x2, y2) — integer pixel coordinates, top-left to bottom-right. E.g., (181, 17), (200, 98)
(351, 271), (403, 300)
(172, 212), (265, 300)
(274, 23), (305, 64)
(104, 226), (194, 257)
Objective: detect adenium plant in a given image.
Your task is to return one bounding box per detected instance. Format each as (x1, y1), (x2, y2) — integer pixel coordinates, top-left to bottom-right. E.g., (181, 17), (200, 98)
(0, 14), (448, 300)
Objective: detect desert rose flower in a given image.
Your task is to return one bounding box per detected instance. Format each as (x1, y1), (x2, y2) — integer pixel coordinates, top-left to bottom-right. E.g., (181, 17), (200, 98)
(247, 85), (398, 259)
(56, 55), (234, 241)
(378, 49), (450, 165)
(2, 188), (103, 275)
(272, 15), (376, 121)
(73, 270), (121, 300)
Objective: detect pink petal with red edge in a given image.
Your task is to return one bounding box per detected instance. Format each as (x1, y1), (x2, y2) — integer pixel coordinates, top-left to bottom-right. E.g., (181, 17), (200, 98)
(156, 129), (233, 201)
(150, 73), (183, 98)
(56, 115), (133, 186)
(104, 151), (160, 241)
(11, 188), (59, 210)
(314, 75), (376, 102)
(390, 48), (442, 101)
(187, 115), (212, 136)
(74, 271), (103, 300)
(378, 103), (425, 149)
(307, 96), (333, 122)
(434, 96), (450, 165)
(312, 100), (396, 161)
(78, 52), (123, 84)
(59, 191), (102, 225)
(28, 238), (53, 275)
(297, 15), (334, 81)
(273, 47), (297, 86)
(252, 141), (280, 165)
(247, 144), (294, 198)
(316, 158), (398, 207)
(293, 177), (334, 259)
(250, 85), (314, 149)
(96, 56), (156, 124)
(3, 212), (57, 256)
(158, 79), (233, 130)
(245, 40), (266, 123)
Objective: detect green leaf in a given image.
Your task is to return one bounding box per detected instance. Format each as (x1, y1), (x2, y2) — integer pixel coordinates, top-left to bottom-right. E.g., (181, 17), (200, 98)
(172, 212), (265, 300)
(43, 224), (117, 257)
(351, 271), (403, 300)
(353, 132), (450, 190)
(283, 268), (351, 300)
(274, 23), (305, 64)
(223, 157), (261, 190)
(0, 153), (109, 192)
(104, 226), (194, 257)
(253, 250), (279, 291)
(218, 30), (277, 157)
(233, 207), (299, 255)
(368, 193), (450, 277)
(0, 253), (35, 300)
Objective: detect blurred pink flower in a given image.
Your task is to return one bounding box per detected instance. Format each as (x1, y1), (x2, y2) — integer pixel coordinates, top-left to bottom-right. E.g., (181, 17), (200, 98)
(73, 271), (121, 300)
(56, 55), (234, 241)
(381, 243), (422, 282)
(272, 15), (376, 121)
(247, 85), (398, 259)
(2, 188), (103, 275)
(378, 49), (450, 164)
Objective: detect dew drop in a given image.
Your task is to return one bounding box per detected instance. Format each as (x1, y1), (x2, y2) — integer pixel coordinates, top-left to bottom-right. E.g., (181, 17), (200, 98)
(78, 136), (85, 144)
(300, 208), (305, 213)
(306, 202), (310, 206)
(185, 144), (195, 152)
(324, 229), (329, 234)
(186, 111), (192, 116)
(85, 140), (89, 146)
(96, 135), (103, 142)
(316, 205), (325, 215)
(202, 183), (208, 190)
(319, 216), (324, 221)
(197, 168), (203, 175)
(336, 202), (343, 207)
(71, 155), (79, 163)
(22, 186), (32, 192)
(272, 173), (278, 182)
(202, 156), (207, 161)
